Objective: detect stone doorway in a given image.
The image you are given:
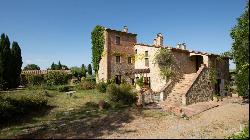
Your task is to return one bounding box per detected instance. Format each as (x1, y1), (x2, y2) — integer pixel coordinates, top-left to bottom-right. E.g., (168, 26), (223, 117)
(215, 79), (221, 96)
(115, 75), (121, 84)
(195, 55), (204, 71)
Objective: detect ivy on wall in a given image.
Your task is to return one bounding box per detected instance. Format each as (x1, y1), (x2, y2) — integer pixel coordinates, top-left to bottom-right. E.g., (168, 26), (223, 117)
(91, 25), (105, 74)
(154, 48), (174, 79)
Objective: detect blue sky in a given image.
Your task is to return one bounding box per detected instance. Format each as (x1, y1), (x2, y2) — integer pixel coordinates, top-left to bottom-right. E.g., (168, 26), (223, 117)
(0, 0), (247, 69)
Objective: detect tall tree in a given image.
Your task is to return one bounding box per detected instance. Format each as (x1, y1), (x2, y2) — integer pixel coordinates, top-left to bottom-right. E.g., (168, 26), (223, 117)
(230, 1), (249, 98)
(87, 64), (92, 75)
(58, 61), (62, 70)
(10, 42), (23, 88)
(23, 64), (40, 70)
(51, 62), (56, 70)
(0, 34), (11, 90)
(81, 64), (87, 78)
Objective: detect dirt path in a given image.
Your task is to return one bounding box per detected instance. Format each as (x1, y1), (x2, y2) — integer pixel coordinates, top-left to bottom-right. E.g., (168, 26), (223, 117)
(99, 98), (249, 139)
(3, 96), (249, 139)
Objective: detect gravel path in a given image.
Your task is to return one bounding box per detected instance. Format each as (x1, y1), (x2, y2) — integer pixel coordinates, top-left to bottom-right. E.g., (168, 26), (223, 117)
(99, 99), (249, 139)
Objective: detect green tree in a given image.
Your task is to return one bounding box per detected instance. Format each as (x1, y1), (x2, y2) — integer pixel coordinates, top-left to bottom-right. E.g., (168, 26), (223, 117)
(23, 64), (40, 70)
(230, 1), (249, 98)
(10, 42), (22, 88)
(0, 34), (12, 90)
(58, 61), (62, 70)
(51, 62), (56, 70)
(87, 64), (92, 75)
(71, 66), (82, 80)
(91, 25), (105, 74)
(81, 64), (87, 78)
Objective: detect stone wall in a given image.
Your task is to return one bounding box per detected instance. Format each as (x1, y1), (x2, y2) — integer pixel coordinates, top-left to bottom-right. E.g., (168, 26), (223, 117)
(184, 66), (213, 105)
(107, 30), (136, 83)
(97, 29), (137, 83)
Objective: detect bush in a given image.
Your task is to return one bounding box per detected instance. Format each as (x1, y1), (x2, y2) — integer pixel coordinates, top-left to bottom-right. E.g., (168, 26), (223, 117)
(20, 74), (28, 86)
(85, 77), (96, 82)
(24, 74), (45, 86)
(45, 71), (71, 86)
(58, 85), (72, 92)
(107, 84), (137, 106)
(76, 80), (96, 90)
(228, 123), (249, 139)
(0, 93), (48, 123)
(85, 101), (99, 109)
(96, 82), (108, 93)
(98, 100), (111, 110)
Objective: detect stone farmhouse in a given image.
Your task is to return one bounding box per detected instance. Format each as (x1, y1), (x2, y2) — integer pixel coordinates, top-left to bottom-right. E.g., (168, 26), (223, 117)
(97, 26), (230, 113)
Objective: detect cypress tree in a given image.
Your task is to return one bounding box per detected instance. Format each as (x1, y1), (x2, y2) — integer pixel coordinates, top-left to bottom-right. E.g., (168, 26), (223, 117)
(58, 61), (62, 70)
(11, 42), (22, 88)
(0, 34), (11, 90)
(0, 34), (4, 89)
(51, 62), (56, 70)
(87, 64), (92, 75)
(81, 64), (86, 78)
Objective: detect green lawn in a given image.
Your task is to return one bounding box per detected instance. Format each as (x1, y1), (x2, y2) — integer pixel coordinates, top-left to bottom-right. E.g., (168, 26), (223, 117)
(0, 86), (169, 139)
(0, 87), (108, 138)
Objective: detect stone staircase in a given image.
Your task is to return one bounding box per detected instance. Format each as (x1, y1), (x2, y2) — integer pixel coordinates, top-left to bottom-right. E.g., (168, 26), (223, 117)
(160, 73), (197, 114)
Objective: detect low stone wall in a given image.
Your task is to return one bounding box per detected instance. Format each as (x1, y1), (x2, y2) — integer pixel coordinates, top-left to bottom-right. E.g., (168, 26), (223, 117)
(184, 67), (213, 105)
(22, 70), (71, 75)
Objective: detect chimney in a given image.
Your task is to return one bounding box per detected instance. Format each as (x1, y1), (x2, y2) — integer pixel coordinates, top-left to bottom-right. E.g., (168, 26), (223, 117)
(176, 42), (186, 50)
(181, 43), (186, 50)
(176, 43), (181, 49)
(123, 26), (128, 32)
(153, 39), (157, 45)
(155, 33), (163, 47)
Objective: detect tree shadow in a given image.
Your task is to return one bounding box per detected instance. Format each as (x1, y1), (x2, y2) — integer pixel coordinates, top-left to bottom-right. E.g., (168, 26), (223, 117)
(0, 105), (55, 130)
(13, 106), (136, 139)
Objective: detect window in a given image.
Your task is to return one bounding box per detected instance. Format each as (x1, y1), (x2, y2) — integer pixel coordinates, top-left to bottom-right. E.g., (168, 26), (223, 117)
(115, 36), (120, 45)
(145, 58), (149, 67)
(131, 78), (135, 85)
(115, 75), (121, 84)
(116, 56), (121, 63)
(128, 57), (132, 64)
(135, 49), (137, 54)
(145, 51), (148, 57)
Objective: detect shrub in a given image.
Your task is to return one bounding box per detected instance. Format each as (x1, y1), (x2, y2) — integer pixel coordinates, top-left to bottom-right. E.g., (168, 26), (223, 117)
(70, 78), (80, 85)
(76, 80), (96, 90)
(228, 123), (249, 139)
(98, 100), (111, 110)
(45, 71), (71, 86)
(0, 93), (48, 123)
(85, 76), (96, 82)
(20, 74), (28, 86)
(96, 82), (108, 93)
(25, 74), (45, 86)
(58, 85), (71, 92)
(107, 84), (137, 106)
(85, 101), (99, 109)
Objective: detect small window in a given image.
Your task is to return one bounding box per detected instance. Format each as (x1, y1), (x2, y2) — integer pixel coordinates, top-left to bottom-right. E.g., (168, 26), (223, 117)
(115, 36), (120, 45)
(131, 78), (135, 85)
(135, 49), (137, 54)
(128, 57), (132, 64)
(145, 58), (149, 67)
(116, 56), (121, 63)
(145, 51), (148, 57)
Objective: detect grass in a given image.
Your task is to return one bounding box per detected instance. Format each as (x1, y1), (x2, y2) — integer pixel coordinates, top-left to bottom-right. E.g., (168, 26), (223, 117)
(0, 87), (108, 138)
(0, 85), (164, 139)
